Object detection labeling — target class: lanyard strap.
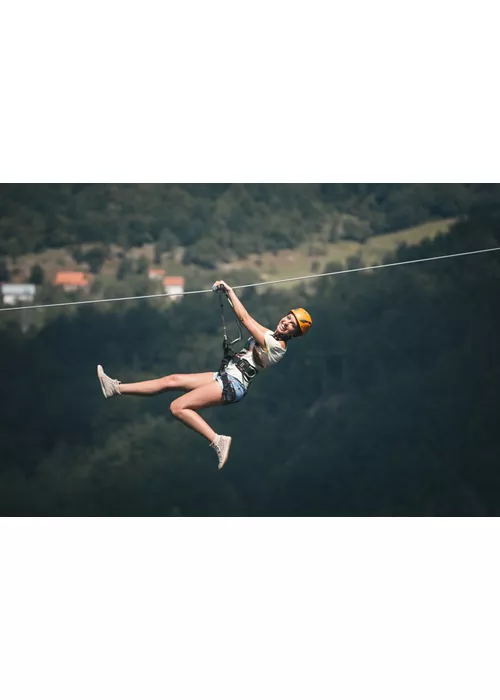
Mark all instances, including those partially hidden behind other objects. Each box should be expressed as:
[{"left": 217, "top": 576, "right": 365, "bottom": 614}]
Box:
[{"left": 215, "top": 286, "right": 244, "bottom": 353}]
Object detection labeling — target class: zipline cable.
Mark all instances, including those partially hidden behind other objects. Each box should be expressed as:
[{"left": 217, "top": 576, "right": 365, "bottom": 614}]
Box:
[{"left": 1, "top": 245, "right": 500, "bottom": 313}]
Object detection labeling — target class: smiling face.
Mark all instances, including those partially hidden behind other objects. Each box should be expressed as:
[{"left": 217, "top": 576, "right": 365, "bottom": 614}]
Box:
[{"left": 276, "top": 312, "right": 298, "bottom": 336}]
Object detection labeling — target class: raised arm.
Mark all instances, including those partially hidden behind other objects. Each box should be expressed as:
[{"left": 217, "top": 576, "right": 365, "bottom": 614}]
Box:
[{"left": 214, "top": 280, "right": 270, "bottom": 347}]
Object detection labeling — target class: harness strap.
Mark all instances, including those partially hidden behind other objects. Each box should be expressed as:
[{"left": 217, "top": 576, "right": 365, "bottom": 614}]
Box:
[
  {"left": 219, "top": 369, "right": 237, "bottom": 405},
  {"left": 214, "top": 285, "right": 258, "bottom": 392},
  {"left": 216, "top": 285, "right": 243, "bottom": 352},
  {"left": 215, "top": 284, "right": 244, "bottom": 371}
]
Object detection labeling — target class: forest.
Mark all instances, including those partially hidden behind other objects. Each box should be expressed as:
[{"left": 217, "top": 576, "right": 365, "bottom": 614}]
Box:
[
  {"left": 1, "top": 184, "right": 499, "bottom": 268},
  {"left": 0, "top": 187, "right": 499, "bottom": 516}
]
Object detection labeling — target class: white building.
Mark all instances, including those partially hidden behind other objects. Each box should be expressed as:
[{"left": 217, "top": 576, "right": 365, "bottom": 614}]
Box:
[
  {"left": 163, "top": 276, "right": 185, "bottom": 301},
  {"left": 2, "top": 283, "right": 36, "bottom": 306}
]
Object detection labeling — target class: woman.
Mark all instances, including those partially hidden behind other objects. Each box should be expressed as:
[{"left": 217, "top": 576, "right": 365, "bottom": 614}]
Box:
[{"left": 97, "top": 280, "right": 312, "bottom": 470}]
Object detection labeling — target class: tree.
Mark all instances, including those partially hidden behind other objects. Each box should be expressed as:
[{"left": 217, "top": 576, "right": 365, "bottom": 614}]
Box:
[
  {"left": 154, "top": 228, "right": 179, "bottom": 263},
  {"left": 29, "top": 264, "right": 45, "bottom": 285},
  {"left": 136, "top": 255, "right": 149, "bottom": 275},
  {"left": 182, "top": 239, "right": 221, "bottom": 269},
  {"left": 0, "top": 258, "right": 10, "bottom": 282},
  {"left": 342, "top": 215, "right": 372, "bottom": 242},
  {"left": 116, "top": 257, "right": 134, "bottom": 280},
  {"left": 83, "top": 245, "right": 109, "bottom": 274},
  {"left": 267, "top": 229, "right": 293, "bottom": 251}
]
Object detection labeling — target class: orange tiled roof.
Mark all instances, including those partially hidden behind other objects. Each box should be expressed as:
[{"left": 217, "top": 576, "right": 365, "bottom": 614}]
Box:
[
  {"left": 149, "top": 268, "right": 165, "bottom": 274},
  {"left": 54, "top": 271, "right": 88, "bottom": 286},
  {"left": 163, "top": 276, "right": 185, "bottom": 285}
]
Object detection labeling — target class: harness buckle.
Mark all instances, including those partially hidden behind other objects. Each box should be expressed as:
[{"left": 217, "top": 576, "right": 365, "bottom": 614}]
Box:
[{"left": 234, "top": 357, "right": 258, "bottom": 381}]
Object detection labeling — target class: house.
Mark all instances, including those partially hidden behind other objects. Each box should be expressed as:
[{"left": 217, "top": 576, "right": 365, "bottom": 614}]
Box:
[
  {"left": 148, "top": 267, "right": 165, "bottom": 281},
  {"left": 163, "top": 276, "right": 185, "bottom": 301},
  {"left": 54, "top": 271, "right": 89, "bottom": 292},
  {"left": 1, "top": 283, "right": 36, "bottom": 306}
]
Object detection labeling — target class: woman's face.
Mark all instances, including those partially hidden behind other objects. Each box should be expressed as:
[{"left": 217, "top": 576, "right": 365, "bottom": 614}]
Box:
[{"left": 276, "top": 313, "right": 298, "bottom": 335}]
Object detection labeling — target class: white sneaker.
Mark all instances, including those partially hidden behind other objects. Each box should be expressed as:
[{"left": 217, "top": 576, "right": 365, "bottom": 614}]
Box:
[
  {"left": 210, "top": 434, "right": 232, "bottom": 470},
  {"left": 97, "top": 364, "right": 121, "bottom": 398}
]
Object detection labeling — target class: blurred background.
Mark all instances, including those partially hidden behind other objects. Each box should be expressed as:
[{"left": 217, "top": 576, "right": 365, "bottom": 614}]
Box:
[{"left": 1, "top": 183, "right": 499, "bottom": 516}]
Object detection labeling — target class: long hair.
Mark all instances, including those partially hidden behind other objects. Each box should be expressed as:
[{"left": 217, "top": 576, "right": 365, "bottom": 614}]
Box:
[{"left": 272, "top": 328, "right": 301, "bottom": 342}]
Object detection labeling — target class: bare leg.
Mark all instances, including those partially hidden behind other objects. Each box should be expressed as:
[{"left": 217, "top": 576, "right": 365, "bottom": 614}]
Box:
[
  {"left": 170, "top": 381, "right": 224, "bottom": 442},
  {"left": 119, "top": 372, "right": 215, "bottom": 396}
]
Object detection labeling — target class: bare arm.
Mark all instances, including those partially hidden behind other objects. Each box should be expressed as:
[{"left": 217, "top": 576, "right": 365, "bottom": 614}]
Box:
[{"left": 214, "top": 280, "right": 270, "bottom": 347}]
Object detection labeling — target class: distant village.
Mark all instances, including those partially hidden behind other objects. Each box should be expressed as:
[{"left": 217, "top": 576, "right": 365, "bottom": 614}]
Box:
[{"left": 1, "top": 267, "right": 185, "bottom": 308}]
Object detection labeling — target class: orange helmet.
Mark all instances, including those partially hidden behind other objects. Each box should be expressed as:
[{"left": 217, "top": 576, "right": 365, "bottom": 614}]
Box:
[{"left": 290, "top": 307, "right": 312, "bottom": 336}]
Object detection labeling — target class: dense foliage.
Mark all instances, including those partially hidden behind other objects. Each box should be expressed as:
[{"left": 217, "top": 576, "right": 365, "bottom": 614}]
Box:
[
  {"left": 1, "top": 184, "right": 499, "bottom": 268},
  {"left": 1, "top": 204, "right": 499, "bottom": 515}
]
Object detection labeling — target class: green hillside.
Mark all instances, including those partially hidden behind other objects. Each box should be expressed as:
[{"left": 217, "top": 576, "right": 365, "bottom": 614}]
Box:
[
  {"left": 1, "top": 184, "right": 496, "bottom": 266},
  {"left": 1, "top": 205, "right": 500, "bottom": 516}
]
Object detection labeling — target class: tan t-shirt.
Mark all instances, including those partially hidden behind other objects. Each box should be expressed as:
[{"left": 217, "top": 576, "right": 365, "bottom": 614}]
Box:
[{"left": 225, "top": 331, "right": 287, "bottom": 389}]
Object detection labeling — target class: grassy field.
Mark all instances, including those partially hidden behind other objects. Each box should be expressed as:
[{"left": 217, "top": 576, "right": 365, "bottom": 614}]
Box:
[
  {"left": 361, "top": 219, "right": 457, "bottom": 262},
  {"left": 9, "top": 218, "right": 457, "bottom": 297},
  {"left": 218, "top": 217, "right": 457, "bottom": 290}
]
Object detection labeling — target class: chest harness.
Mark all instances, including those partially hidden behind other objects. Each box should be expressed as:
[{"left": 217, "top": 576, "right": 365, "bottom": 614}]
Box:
[{"left": 214, "top": 285, "right": 259, "bottom": 404}]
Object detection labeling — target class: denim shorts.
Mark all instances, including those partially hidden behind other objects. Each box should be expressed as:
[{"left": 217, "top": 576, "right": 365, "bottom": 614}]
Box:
[{"left": 213, "top": 372, "right": 247, "bottom": 403}]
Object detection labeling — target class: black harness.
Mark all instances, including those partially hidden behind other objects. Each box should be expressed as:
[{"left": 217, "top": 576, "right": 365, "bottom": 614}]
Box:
[{"left": 214, "top": 285, "right": 258, "bottom": 404}]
